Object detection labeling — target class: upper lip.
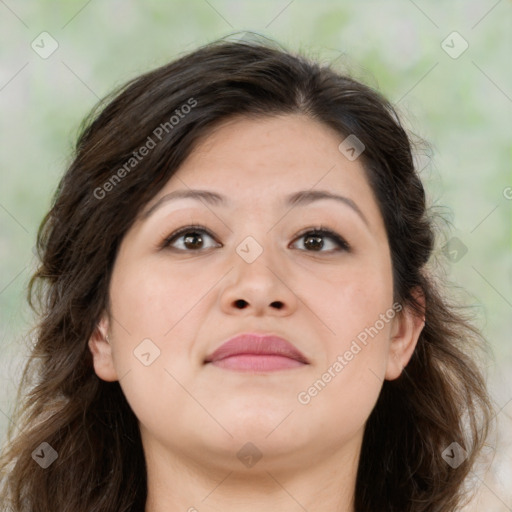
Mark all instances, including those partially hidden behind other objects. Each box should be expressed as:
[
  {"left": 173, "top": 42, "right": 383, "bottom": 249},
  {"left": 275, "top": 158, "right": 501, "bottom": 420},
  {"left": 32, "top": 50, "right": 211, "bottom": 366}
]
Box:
[{"left": 205, "top": 332, "right": 309, "bottom": 364}]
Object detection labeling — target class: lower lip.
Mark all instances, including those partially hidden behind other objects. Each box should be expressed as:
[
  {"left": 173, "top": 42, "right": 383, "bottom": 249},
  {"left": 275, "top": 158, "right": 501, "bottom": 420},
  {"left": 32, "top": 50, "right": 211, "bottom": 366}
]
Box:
[{"left": 209, "top": 354, "right": 306, "bottom": 371}]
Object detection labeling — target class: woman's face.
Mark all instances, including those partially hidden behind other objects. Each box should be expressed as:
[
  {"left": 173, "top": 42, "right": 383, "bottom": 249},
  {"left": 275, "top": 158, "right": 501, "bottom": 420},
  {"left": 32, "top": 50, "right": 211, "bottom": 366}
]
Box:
[{"left": 90, "top": 114, "right": 423, "bottom": 474}]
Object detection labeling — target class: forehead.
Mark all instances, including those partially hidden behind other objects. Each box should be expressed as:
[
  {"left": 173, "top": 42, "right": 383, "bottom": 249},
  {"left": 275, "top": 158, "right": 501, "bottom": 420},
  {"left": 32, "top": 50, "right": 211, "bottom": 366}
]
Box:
[{"left": 167, "top": 114, "right": 374, "bottom": 203}]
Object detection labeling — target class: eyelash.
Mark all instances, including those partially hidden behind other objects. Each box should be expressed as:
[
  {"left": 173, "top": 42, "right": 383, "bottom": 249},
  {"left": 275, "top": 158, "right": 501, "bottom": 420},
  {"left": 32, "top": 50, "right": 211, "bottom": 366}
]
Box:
[{"left": 160, "top": 224, "right": 350, "bottom": 253}]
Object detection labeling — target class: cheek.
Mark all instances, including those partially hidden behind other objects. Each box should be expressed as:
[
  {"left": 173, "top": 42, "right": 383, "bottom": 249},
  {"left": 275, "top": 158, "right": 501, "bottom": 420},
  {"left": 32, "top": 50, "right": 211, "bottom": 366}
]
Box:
[
  {"left": 107, "top": 259, "right": 219, "bottom": 397},
  {"left": 296, "top": 296, "right": 394, "bottom": 441},
  {"left": 305, "top": 257, "right": 394, "bottom": 341},
  {"left": 303, "top": 259, "right": 394, "bottom": 395},
  {"left": 109, "top": 259, "right": 216, "bottom": 336}
]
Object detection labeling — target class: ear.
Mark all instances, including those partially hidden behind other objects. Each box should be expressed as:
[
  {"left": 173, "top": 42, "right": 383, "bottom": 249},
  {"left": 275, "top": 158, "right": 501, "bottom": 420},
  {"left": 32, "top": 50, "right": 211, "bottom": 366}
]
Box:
[
  {"left": 88, "top": 313, "right": 119, "bottom": 382},
  {"left": 385, "top": 288, "right": 426, "bottom": 381}
]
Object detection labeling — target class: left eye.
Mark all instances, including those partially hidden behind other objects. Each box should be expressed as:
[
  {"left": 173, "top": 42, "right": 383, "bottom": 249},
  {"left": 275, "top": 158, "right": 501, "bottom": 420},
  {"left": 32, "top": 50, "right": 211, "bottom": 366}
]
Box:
[{"left": 291, "top": 228, "right": 350, "bottom": 253}]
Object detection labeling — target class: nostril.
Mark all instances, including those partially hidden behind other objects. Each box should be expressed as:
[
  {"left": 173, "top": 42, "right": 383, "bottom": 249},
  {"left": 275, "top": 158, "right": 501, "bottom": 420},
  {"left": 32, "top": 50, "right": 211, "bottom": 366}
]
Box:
[
  {"left": 234, "top": 299, "right": 248, "bottom": 309},
  {"left": 232, "top": 299, "right": 284, "bottom": 309}
]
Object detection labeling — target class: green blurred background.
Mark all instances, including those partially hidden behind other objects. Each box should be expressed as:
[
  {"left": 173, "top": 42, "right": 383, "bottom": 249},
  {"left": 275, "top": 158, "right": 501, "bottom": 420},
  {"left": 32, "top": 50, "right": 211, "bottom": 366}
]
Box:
[{"left": 1, "top": 1, "right": 511, "bottom": 509}]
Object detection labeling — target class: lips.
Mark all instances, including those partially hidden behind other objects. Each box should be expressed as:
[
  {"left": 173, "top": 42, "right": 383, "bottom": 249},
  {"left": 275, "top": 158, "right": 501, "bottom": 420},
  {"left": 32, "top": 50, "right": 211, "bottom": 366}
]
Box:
[{"left": 204, "top": 332, "right": 309, "bottom": 371}]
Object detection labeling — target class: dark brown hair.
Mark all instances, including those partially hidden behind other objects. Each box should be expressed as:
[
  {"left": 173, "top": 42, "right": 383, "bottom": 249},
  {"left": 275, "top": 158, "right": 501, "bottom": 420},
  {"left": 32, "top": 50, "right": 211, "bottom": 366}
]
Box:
[{"left": 0, "top": 33, "right": 494, "bottom": 511}]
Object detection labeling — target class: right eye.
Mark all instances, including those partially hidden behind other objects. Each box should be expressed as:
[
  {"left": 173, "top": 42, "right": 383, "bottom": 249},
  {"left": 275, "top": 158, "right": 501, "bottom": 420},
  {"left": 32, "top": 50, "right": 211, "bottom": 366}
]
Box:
[{"left": 160, "top": 224, "right": 221, "bottom": 251}]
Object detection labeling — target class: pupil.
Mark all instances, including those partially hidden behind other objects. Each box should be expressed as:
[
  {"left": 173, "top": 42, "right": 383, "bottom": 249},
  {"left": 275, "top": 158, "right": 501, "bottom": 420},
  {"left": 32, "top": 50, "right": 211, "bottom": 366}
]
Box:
[
  {"left": 185, "top": 233, "right": 202, "bottom": 249},
  {"left": 305, "top": 235, "right": 323, "bottom": 250}
]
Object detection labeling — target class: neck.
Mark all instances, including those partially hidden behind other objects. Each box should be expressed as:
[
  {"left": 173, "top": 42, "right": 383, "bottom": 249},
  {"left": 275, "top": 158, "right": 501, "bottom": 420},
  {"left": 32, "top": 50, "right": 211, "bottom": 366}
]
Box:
[{"left": 143, "top": 434, "right": 360, "bottom": 512}]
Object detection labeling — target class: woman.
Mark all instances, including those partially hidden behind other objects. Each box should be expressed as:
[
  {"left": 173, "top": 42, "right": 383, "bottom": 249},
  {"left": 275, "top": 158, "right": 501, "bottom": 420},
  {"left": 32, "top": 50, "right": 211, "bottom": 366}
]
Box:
[{"left": 0, "top": 34, "right": 494, "bottom": 511}]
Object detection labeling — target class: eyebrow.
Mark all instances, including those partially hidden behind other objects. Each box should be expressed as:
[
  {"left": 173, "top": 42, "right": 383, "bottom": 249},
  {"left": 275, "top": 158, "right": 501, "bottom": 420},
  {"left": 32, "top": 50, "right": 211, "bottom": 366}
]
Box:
[{"left": 140, "top": 188, "right": 369, "bottom": 226}]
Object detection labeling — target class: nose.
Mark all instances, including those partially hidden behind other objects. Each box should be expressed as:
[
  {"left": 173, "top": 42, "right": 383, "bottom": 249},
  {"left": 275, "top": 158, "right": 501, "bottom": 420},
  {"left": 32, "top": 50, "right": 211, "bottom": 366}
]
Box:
[{"left": 219, "top": 241, "right": 298, "bottom": 317}]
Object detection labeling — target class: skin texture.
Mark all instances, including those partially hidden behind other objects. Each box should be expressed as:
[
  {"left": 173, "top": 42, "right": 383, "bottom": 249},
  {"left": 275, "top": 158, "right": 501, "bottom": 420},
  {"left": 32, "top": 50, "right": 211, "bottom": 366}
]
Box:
[{"left": 89, "top": 114, "right": 425, "bottom": 512}]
